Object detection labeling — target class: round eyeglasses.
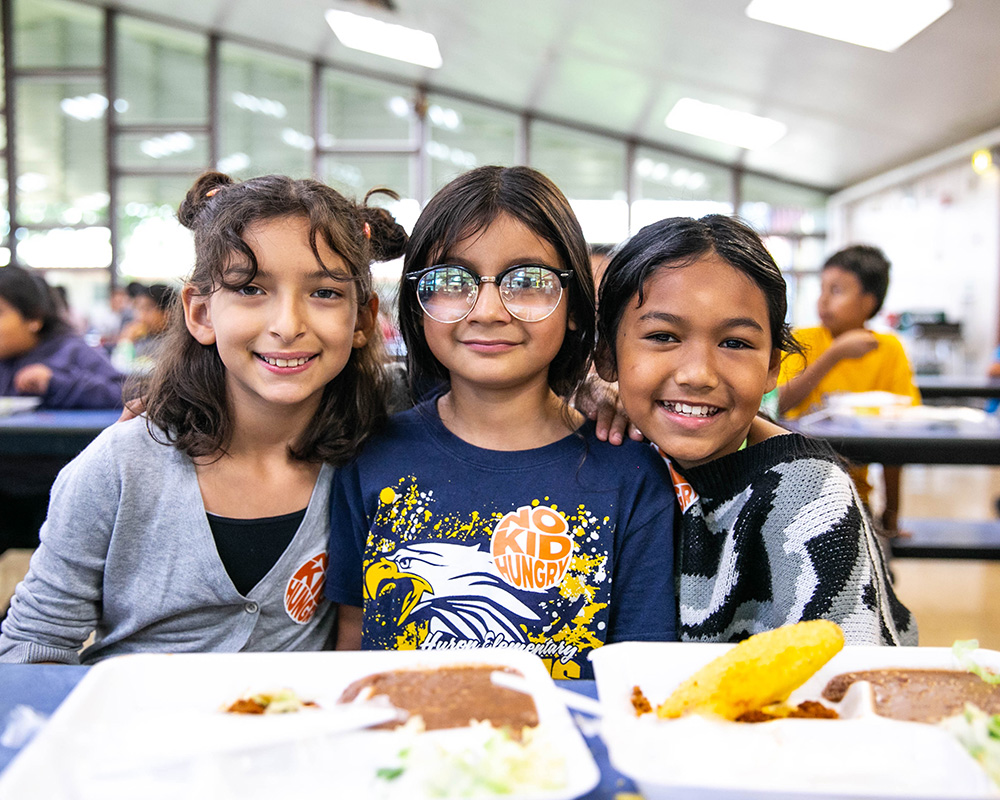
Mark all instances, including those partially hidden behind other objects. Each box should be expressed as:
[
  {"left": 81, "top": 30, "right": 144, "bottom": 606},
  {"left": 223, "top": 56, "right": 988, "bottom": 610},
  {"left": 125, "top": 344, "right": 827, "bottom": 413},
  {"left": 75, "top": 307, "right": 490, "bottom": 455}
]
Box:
[{"left": 407, "top": 264, "right": 574, "bottom": 324}]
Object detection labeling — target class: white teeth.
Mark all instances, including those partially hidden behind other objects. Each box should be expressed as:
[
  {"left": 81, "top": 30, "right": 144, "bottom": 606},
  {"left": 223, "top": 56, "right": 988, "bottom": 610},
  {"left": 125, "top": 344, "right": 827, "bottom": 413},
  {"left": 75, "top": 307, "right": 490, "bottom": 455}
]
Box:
[
  {"left": 666, "top": 402, "right": 718, "bottom": 418},
  {"left": 261, "top": 355, "right": 310, "bottom": 367}
]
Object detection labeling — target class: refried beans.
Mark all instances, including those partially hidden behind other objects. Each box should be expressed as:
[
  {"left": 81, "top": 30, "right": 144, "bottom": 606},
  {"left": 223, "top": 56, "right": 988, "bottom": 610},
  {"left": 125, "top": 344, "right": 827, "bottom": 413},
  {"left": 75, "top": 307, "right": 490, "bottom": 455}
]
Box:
[
  {"left": 822, "top": 669, "right": 1000, "bottom": 723},
  {"left": 338, "top": 664, "right": 539, "bottom": 731}
]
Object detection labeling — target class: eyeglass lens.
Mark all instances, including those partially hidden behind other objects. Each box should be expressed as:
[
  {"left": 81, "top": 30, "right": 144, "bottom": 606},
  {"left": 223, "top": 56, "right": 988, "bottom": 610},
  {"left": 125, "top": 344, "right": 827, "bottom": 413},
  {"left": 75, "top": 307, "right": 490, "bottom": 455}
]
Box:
[{"left": 415, "top": 266, "right": 563, "bottom": 323}]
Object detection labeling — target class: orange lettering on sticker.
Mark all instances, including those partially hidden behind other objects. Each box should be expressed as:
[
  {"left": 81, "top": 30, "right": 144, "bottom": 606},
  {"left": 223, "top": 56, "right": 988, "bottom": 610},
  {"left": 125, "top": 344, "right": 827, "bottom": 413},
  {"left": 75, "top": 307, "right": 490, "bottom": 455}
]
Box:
[
  {"left": 491, "top": 505, "right": 574, "bottom": 591},
  {"left": 284, "top": 552, "right": 328, "bottom": 624}
]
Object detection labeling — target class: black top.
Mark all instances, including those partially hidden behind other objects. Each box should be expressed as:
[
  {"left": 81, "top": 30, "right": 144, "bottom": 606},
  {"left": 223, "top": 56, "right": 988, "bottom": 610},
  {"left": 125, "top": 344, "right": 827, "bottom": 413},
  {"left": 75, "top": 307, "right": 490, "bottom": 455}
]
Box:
[{"left": 208, "top": 508, "right": 306, "bottom": 596}]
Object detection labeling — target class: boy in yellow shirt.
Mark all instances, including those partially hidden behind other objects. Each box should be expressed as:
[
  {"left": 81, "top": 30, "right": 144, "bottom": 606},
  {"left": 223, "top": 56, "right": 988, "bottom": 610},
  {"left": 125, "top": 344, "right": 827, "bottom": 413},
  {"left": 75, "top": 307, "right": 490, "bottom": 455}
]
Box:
[{"left": 778, "top": 245, "right": 920, "bottom": 536}]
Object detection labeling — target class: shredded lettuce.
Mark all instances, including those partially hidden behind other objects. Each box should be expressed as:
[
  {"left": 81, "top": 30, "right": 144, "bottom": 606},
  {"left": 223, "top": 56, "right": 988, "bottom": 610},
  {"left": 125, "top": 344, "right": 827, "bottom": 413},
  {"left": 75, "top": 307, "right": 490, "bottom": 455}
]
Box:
[
  {"left": 952, "top": 640, "right": 1000, "bottom": 685},
  {"left": 942, "top": 704, "right": 1000, "bottom": 789},
  {"left": 374, "top": 720, "right": 567, "bottom": 798}
]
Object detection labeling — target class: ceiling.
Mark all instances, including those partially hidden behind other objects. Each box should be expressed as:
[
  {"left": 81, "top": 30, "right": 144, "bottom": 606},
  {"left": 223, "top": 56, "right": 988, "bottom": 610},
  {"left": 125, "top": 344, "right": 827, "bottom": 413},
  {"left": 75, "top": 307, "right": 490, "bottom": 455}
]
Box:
[{"left": 97, "top": 0, "right": 1000, "bottom": 192}]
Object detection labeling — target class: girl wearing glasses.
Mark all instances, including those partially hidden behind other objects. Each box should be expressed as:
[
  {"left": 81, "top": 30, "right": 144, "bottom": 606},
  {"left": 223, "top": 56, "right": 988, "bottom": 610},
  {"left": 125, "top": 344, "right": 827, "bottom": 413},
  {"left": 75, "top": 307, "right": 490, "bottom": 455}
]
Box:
[{"left": 325, "top": 166, "right": 677, "bottom": 678}]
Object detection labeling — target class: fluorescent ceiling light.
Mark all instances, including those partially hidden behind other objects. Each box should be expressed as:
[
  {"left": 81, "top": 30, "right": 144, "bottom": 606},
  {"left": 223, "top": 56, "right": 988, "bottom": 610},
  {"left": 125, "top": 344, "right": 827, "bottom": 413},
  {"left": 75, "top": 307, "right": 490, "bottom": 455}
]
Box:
[
  {"left": 665, "top": 98, "right": 787, "bottom": 150},
  {"left": 745, "top": 0, "right": 952, "bottom": 52},
  {"left": 325, "top": 9, "right": 442, "bottom": 69}
]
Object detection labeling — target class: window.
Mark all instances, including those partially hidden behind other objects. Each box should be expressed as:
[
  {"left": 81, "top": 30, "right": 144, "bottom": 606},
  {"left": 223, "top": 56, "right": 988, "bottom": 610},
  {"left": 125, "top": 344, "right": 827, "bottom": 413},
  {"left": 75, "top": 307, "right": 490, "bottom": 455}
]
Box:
[
  {"left": 117, "top": 175, "right": 195, "bottom": 283},
  {"left": 530, "top": 124, "right": 628, "bottom": 245},
  {"left": 219, "top": 44, "right": 311, "bottom": 178},
  {"left": 631, "top": 148, "right": 734, "bottom": 232},
  {"left": 741, "top": 174, "right": 830, "bottom": 327},
  {"left": 116, "top": 18, "right": 208, "bottom": 126},
  {"left": 15, "top": 78, "right": 107, "bottom": 247},
  {"left": 426, "top": 96, "right": 517, "bottom": 193},
  {"left": 15, "top": 0, "right": 101, "bottom": 69},
  {"left": 322, "top": 73, "right": 414, "bottom": 144}
]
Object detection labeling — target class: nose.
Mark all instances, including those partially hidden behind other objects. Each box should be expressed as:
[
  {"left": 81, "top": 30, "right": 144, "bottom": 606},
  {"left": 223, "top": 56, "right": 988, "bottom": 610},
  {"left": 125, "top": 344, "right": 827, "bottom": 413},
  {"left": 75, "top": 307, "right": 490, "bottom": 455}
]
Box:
[
  {"left": 672, "top": 342, "right": 719, "bottom": 391},
  {"left": 464, "top": 277, "right": 512, "bottom": 323},
  {"left": 269, "top": 293, "right": 307, "bottom": 342}
]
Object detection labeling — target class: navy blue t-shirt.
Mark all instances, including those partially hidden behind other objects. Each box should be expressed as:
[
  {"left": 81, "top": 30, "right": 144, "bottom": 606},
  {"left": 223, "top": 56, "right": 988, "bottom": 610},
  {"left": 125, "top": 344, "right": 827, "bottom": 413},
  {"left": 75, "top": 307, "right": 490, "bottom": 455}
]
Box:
[{"left": 325, "top": 393, "right": 677, "bottom": 679}]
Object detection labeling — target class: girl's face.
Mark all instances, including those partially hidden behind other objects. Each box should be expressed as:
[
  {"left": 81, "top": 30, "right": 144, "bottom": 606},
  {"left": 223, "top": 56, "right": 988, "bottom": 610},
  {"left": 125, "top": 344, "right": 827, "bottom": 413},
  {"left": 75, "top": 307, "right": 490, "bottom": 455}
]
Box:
[
  {"left": 0, "top": 297, "right": 41, "bottom": 360},
  {"left": 611, "top": 252, "right": 780, "bottom": 469},
  {"left": 183, "top": 215, "right": 375, "bottom": 419},
  {"left": 420, "top": 213, "right": 573, "bottom": 395}
]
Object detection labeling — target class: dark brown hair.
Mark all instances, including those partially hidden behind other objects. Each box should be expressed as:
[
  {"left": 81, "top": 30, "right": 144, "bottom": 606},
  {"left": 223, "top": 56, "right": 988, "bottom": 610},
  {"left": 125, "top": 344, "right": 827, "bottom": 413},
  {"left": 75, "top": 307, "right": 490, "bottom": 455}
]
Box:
[
  {"left": 598, "top": 214, "right": 802, "bottom": 373},
  {"left": 399, "top": 165, "right": 595, "bottom": 399},
  {"left": 141, "top": 171, "right": 407, "bottom": 464},
  {"left": 0, "top": 265, "right": 70, "bottom": 341},
  {"left": 823, "top": 244, "right": 891, "bottom": 318}
]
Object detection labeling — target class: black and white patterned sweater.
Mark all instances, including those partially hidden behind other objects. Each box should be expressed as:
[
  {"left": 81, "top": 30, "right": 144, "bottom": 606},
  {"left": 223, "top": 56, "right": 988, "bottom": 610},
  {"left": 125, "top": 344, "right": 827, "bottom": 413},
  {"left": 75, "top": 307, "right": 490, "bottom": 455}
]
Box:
[{"left": 665, "top": 432, "right": 917, "bottom": 645}]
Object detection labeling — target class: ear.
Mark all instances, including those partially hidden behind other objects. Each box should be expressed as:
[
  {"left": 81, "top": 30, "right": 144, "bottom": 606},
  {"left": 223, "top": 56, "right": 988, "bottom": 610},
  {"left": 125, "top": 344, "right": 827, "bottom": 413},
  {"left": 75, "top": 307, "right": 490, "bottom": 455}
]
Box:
[
  {"left": 182, "top": 285, "right": 216, "bottom": 345},
  {"left": 861, "top": 292, "right": 879, "bottom": 320},
  {"left": 594, "top": 337, "right": 618, "bottom": 382},
  {"left": 26, "top": 319, "right": 43, "bottom": 334},
  {"left": 353, "top": 294, "right": 379, "bottom": 349},
  {"left": 567, "top": 313, "right": 578, "bottom": 332},
  {"left": 764, "top": 348, "right": 782, "bottom": 394}
]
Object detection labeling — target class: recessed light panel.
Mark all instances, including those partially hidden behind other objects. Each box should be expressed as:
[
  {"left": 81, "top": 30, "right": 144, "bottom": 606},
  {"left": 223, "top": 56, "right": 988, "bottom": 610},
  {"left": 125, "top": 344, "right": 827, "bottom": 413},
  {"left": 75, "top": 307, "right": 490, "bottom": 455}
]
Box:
[
  {"left": 745, "top": 0, "right": 953, "bottom": 52},
  {"left": 665, "top": 98, "right": 787, "bottom": 151},
  {"left": 325, "top": 9, "right": 442, "bottom": 69}
]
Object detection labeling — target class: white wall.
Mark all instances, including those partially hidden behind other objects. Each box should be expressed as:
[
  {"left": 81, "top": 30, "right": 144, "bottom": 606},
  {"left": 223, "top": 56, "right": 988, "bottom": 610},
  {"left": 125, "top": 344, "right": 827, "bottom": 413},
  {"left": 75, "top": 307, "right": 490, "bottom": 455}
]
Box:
[{"left": 829, "top": 146, "right": 1000, "bottom": 374}]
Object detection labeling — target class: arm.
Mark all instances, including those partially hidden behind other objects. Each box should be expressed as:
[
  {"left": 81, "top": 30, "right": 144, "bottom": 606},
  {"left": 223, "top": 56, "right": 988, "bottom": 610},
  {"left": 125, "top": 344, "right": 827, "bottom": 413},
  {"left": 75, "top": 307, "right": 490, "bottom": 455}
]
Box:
[
  {"left": 0, "top": 439, "right": 117, "bottom": 663},
  {"left": 323, "top": 463, "right": 369, "bottom": 643},
  {"left": 606, "top": 451, "right": 677, "bottom": 643},
  {"left": 772, "top": 458, "right": 915, "bottom": 645},
  {"left": 334, "top": 604, "right": 363, "bottom": 650},
  {"left": 778, "top": 329, "right": 878, "bottom": 414},
  {"left": 32, "top": 340, "right": 124, "bottom": 409}
]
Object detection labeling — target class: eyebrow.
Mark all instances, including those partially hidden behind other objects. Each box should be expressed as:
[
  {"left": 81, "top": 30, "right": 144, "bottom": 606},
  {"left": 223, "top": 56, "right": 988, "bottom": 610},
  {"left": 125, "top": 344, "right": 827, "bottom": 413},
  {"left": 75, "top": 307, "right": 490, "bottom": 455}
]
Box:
[
  {"left": 236, "top": 266, "right": 351, "bottom": 281},
  {"left": 637, "top": 310, "right": 766, "bottom": 333}
]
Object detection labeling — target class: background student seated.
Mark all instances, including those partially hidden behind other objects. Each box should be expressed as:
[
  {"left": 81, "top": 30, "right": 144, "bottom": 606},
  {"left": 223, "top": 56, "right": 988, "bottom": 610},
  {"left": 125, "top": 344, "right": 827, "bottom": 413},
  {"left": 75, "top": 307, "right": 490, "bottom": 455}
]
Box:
[{"left": 777, "top": 244, "right": 920, "bottom": 537}]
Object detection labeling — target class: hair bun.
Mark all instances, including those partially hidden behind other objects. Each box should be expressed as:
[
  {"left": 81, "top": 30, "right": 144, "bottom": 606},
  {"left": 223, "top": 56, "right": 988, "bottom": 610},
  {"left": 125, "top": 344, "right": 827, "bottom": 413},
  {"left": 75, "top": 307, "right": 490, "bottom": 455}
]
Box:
[
  {"left": 177, "top": 171, "right": 236, "bottom": 229},
  {"left": 360, "top": 189, "right": 408, "bottom": 261}
]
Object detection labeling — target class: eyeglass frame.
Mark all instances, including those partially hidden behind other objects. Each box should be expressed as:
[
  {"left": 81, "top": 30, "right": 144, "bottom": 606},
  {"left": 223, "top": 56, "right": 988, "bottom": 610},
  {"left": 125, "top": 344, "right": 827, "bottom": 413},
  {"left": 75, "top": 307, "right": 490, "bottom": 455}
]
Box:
[{"left": 405, "top": 263, "right": 575, "bottom": 323}]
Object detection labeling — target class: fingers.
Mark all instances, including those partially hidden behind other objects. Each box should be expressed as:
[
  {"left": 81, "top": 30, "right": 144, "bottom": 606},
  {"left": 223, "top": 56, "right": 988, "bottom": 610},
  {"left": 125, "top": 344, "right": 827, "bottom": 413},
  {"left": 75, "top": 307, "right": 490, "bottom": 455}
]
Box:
[{"left": 117, "top": 397, "right": 147, "bottom": 422}]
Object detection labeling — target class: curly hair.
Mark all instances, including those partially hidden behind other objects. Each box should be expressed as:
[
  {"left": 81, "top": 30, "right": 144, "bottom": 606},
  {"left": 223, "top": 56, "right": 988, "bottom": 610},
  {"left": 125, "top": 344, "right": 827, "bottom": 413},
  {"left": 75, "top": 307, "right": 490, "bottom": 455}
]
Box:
[{"left": 140, "top": 171, "right": 408, "bottom": 465}]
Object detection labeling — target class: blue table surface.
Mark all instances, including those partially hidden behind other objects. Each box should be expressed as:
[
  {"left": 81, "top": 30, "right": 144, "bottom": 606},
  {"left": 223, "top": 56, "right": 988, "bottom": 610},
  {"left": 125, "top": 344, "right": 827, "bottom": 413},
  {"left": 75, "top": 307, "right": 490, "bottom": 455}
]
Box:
[
  {"left": 0, "top": 664, "right": 636, "bottom": 798},
  {"left": 0, "top": 409, "right": 122, "bottom": 431}
]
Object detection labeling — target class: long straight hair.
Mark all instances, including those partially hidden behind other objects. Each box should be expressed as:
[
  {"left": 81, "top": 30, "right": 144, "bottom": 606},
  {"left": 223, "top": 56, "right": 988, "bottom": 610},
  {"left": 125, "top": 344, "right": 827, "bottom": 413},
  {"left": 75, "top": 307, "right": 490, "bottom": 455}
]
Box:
[{"left": 399, "top": 165, "right": 595, "bottom": 400}]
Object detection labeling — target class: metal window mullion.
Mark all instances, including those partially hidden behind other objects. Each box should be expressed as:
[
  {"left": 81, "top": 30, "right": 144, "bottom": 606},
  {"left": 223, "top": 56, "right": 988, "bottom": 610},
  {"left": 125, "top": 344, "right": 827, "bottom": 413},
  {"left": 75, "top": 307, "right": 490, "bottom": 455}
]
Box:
[
  {"left": 208, "top": 34, "right": 219, "bottom": 169},
  {"left": 3, "top": 0, "right": 15, "bottom": 265},
  {"left": 311, "top": 60, "right": 322, "bottom": 179},
  {"left": 105, "top": 6, "right": 117, "bottom": 285}
]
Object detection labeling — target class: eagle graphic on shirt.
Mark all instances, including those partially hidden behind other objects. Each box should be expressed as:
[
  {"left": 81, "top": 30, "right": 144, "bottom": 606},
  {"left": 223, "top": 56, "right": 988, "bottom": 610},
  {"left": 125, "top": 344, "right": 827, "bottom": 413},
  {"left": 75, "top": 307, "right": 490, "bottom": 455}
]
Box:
[{"left": 362, "top": 477, "right": 612, "bottom": 678}]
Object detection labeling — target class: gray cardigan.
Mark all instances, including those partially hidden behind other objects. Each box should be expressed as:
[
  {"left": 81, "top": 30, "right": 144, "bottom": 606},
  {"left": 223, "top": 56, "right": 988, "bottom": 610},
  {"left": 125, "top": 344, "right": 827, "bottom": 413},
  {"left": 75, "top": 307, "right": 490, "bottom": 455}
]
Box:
[{"left": 0, "top": 417, "right": 336, "bottom": 664}]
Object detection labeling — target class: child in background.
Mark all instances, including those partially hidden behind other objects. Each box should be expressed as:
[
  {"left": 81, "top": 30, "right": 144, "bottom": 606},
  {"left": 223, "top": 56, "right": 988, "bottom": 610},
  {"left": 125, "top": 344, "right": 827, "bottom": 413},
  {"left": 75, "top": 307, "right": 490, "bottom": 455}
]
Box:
[
  {"left": 596, "top": 216, "right": 916, "bottom": 645},
  {"left": 0, "top": 171, "right": 406, "bottom": 664},
  {"left": 119, "top": 282, "right": 177, "bottom": 360},
  {"left": 777, "top": 245, "right": 920, "bottom": 536},
  {"left": 0, "top": 265, "right": 124, "bottom": 409},
  {"left": 325, "top": 166, "right": 676, "bottom": 679}
]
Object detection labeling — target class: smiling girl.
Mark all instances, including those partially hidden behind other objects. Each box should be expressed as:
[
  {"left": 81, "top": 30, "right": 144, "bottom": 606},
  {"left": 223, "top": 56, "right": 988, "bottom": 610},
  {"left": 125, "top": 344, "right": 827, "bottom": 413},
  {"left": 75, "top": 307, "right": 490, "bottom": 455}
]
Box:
[
  {"left": 597, "top": 215, "right": 916, "bottom": 646},
  {"left": 0, "top": 172, "right": 406, "bottom": 663},
  {"left": 325, "top": 166, "right": 676, "bottom": 678}
]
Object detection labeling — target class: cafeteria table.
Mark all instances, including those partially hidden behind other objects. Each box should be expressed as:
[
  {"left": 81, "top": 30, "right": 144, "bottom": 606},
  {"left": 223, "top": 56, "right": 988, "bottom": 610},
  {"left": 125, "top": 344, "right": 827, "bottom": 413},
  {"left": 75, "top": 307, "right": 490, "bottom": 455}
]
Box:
[
  {"left": 0, "top": 409, "right": 122, "bottom": 457},
  {"left": 788, "top": 413, "right": 1000, "bottom": 560},
  {"left": 916, "top": 375, "right": 1000, "bottom": 401},
  {"left": 0, "top": 664, "right": 634, "bottom": 799},
  {"left": 786, "top": 414, "right": 1000, "bottom": 467}
]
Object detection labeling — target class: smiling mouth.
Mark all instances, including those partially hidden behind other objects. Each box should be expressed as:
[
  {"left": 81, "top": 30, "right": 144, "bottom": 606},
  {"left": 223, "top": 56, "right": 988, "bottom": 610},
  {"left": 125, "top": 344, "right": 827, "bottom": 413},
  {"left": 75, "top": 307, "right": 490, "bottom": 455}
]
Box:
[
  {"left": 256, "top": 354, "right": 316, "bottom": 367},
  {"left": 659, "top": 401, "right": 721, "bottom": 418}
]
